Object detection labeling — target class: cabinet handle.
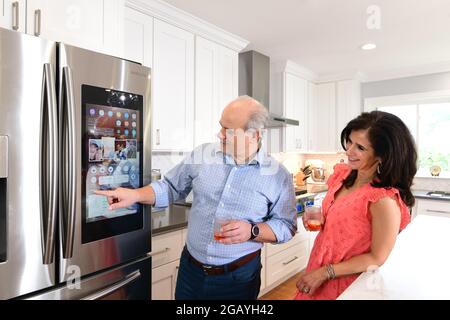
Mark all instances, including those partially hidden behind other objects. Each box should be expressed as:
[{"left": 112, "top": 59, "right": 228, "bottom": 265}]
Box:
[
  {"left": 34, "top": 9, "right": 41, "bottom": 36},
  {"left": 156, "top": 129, "right": 160, "bottom": 146},
  {"left": 426, "top": 209, "right": 450, "bottom": 214},
  {"left": 283, "top": 256, "right": 299, "bottom": 266},
  {"left": 148, "top": 247, "right": 170, "bottom": 257},
  {"left": 12, "top": 2, "right": 19, "bottom": 31}
]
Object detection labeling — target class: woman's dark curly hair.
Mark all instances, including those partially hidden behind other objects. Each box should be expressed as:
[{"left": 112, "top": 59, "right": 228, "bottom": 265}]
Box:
[{"left": 340, "top": 111, "right": 417, "bottom": 207}]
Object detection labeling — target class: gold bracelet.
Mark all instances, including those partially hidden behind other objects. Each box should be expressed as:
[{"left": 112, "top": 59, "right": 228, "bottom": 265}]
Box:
[{"left": 326, "top": 264, "right": 336, "bottom": 280}]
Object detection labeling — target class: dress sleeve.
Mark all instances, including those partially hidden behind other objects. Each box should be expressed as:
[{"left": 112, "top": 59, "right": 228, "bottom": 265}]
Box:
[
  {"left": 327, "top": 163, "right": 351, "bottom": 188},
  {"left": 366, "top": 187, "right": 411, "bottom": 231}
]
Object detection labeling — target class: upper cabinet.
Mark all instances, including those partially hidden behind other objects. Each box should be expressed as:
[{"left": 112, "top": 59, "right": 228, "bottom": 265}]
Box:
[
  {"left": 308, "top": 80, "right": 361, "bottom": 152},
  {"left": 284, "top": 73, "right": 308, "bottom": 152},
  {"left": 335, "top": 79, "right": 361, "bottom": 150},
  {"left": 152, "top": 19, "right": 195, "bottom": 152},
  {"left": 22, "top": 0, "right": 123, "bottom": 55},
  {"left": 309, "top": 82, "right": 337, "bottom": 152},
  {"left": 194, "top": 36, "right": 238, "bottom": 147},
  {"left": 0, "top": 0, "right": 27, "bottom": 33},
  {"left": 123, "top": 6, "right": 153, "bottom": 67}
]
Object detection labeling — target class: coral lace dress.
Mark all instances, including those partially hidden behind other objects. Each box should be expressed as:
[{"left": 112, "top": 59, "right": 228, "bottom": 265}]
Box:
[{"left": 294, "top": 164, "right": 411, "bottom": 300}]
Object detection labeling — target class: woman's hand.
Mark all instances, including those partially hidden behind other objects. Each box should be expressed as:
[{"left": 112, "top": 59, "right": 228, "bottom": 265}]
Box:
[{"left": 296, "top": 266, "right": 328, "bottom": 295}]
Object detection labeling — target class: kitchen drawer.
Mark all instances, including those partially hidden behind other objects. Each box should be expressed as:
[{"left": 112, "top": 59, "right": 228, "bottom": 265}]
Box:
[
  {"left": 266, "top": 239, "right": 308, "bottom": 287},
  {"left": 151, "top": 230, "right": 184, "bottom": 268},
  {"left": 416, "top": 199, "right": 450, "bottom": 218},
  {"left": 266, "top": 219, "right": 309, "bottom": 257}
]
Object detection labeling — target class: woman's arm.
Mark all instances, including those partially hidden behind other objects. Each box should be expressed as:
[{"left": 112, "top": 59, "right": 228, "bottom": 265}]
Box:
[{"left": 332, "top": 196, "right": 402, "bottom": 277}]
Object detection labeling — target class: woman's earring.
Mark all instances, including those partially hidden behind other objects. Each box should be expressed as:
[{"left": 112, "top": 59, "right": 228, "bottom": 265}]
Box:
[{"left": 377, "top": 162, "right": 382, "bottom": 175}]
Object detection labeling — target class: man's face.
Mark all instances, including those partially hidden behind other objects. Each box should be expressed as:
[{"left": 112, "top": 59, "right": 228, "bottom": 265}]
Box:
[{"left": 218, "top": 107, "right": 259, "bottom": 160}]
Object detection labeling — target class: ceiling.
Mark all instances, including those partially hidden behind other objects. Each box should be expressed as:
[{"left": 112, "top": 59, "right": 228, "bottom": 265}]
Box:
[{"left": 162, "top": 0, "right": 450, "bottom": 81}]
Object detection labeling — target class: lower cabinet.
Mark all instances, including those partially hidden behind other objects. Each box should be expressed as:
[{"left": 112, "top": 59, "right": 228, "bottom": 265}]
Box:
[
  {"left": 151, "top": 229, "right": 184, "bottom": 300},
  {"left": 415, "top": 198, "right": 450, "bottom": 219},
  {"left": 151, "top": 259, "right": 180, "bottom": 300}
]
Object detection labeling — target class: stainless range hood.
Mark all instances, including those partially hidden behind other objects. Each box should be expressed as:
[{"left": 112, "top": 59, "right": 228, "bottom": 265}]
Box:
[{"left": 239, "top": 50, "right": 299, "bottom": 128}]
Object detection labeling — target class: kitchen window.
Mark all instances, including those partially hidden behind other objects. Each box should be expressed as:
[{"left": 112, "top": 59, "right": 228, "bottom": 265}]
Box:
[{"left": 365, "top": 92, "right": 450, "bottom": 178}]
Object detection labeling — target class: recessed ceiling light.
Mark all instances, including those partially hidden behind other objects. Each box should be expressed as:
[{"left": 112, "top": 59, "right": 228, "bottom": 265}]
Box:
[{"left": 361, "top": 43, "right": 376, "bottom": 50}]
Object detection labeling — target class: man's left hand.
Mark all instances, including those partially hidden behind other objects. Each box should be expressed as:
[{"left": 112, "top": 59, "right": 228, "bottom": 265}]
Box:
[{"left": 218, "top": 220, "right": 252, "bottom": 244}]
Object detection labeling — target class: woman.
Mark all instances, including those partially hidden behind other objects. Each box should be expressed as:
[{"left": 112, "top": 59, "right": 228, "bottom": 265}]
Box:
[{"left": 295, "top": 111, "right": 417, "bottom": 300}]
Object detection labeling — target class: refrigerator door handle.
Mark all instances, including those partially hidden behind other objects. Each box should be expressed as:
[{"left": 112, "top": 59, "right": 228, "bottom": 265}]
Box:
[
  {"left": 80, "top": 270, "right": 142, "bottom": 300},
  {"left": 40, "top": 63, "right": 58, "bottom": 265},
  {"left": 61, "top": 66, "right": 77, "bottom": 259},
  {"left": 34, "top": 9, "right": 41, "bottom": 36}
]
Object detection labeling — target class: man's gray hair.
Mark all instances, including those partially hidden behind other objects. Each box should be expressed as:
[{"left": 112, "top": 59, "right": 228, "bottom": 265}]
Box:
[{"left": 232, "top": 95, "right": 269, "bottom": 130}]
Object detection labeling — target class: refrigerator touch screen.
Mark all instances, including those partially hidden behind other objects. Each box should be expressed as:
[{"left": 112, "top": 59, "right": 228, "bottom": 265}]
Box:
[{"left": 82, "top": 85, "right": 143, "bottom": 243}]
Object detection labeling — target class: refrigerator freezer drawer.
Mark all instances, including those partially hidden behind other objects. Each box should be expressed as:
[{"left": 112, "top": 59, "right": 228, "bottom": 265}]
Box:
[{"left": 27, "top": 256, "right": 151, "bottom": 300}]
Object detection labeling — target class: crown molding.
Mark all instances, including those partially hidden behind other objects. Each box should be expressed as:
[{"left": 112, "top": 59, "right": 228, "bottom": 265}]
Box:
[
  {"left": 126, "top": 0, "right": 249, "bottom": 52},
  {"left": 271, "top": 60, "right": 318, "bottom": 82},
  {"left": 361, "top": 61, "right": 450, "bottom": 82}
]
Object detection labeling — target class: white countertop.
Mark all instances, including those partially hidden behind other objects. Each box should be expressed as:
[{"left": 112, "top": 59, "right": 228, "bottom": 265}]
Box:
[{"left": 338, "top": 215, "right": 450, "bottom": 300}]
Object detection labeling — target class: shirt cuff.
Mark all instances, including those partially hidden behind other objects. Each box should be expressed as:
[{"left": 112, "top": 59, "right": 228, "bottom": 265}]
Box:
[
  {"left": 265, "top": 219, "right": 296, "bottom": 244},
  {"left": 150, "top": 181, "right": 169, "bottom": 208}
]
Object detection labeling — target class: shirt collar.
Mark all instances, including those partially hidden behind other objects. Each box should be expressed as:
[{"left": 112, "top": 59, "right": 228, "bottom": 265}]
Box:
[{"left": 214, "top": 143, "right": 268, "bottom": 167}]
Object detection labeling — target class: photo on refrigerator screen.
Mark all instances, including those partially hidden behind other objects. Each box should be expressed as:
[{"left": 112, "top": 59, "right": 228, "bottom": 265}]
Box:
[
  {"left": 115, "top": 140, "right": 127, "bottom": 160},
  {"left": 102, "top": 137, "right": 116, "bottom": 160},
  {"left": 89, "top": 139, "right": 104, "bottom": 162},
  {"left": 126, "top": 140, "right": 137, "bottom": 159}
]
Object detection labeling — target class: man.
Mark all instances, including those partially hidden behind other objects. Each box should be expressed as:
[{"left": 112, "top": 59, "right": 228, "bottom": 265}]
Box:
[{"left": 96, "top": 96, "right": 297, "bottom": 300}]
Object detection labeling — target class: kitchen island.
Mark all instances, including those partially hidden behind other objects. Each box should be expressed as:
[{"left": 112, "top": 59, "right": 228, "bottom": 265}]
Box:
[{"left": 338, "top": 214, "right": 450, "bottom": 299}]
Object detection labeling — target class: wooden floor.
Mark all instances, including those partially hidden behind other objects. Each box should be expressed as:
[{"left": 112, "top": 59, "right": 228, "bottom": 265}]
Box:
[{"left": 259, "top": 272, "right": 301, "bottom": 300}]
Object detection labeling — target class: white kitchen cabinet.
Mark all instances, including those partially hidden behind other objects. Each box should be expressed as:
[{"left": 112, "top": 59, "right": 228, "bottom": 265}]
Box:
[
  {"left": 151, "top": 259, "right": 180, "bottom": 300},
  {"left": 0, "top": 0, "right": 27, "bottom": 32},
  {"left": 259, "top": 244, "right": 266, "bottom": 294},
  {"left": 151, "top": 229, "right": 184, "bottom": 300},
  {"left": 123, "top": 6, "right": 153, "bottom": 67},
  {"left": 335, "top": 80, "right": 361, "bottom": 150},
  {"left": 152, "top": 19, "right": 194, "bottom": 151},
  {"left": 415, "top": 199, "right": 450, "bottom": 218},
  {"left": 308, "top": 82, "right": 336, "bottom": 152},
  {"left": 25, "top": 0, "right": 123, "bottom": 55},
  {"left": 194, "top": 36, "right": 238, "bottom": 146},
  {"left": 265, "top": 237, "right": 309, "bottom": 288},
  {"left": 151, "top": 229, "right": 184, "bottom": 268},
  {"left": 284, "top": 73, "right": 308, "bottom": 152}
]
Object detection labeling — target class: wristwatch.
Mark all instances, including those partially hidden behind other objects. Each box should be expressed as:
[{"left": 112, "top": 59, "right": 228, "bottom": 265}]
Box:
[{"left": 249, "top": 223, "right": 259, "bottom": 240}]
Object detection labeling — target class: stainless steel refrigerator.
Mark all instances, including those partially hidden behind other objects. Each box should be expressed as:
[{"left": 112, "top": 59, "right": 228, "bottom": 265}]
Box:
[{"left": 0, "top": 27, "right": 152, "bottom": 300}]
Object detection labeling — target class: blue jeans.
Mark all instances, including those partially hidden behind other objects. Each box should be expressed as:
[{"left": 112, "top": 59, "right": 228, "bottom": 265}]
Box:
[{"left": 175, "top": 247, "right": 261, "bottom": 300}]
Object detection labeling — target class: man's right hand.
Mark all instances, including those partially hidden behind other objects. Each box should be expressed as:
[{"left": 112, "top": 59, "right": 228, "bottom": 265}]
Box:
[{"left": 95, "top": 187, "right": 140, "bottom": 210}]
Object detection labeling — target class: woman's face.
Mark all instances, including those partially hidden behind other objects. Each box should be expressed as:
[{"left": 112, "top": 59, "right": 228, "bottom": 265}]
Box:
[{"left": 345, "top": 129, "right": 381, "bottom": 172}]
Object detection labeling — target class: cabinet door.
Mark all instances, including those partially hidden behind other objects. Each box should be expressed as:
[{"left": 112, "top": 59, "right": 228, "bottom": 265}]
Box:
[
  {"left": 0, "top": 0, "right": 26, "bottom": 32},
  {"left": 194, "top": 37, "right": 238, "bottom": 147},
  {"left": 284, "top": 73, "right": 308, "bottom": 152},
  {"left": 194, "top": 36, "right": 219, "bottom": 146},
  {"left": 26, "top": 0, "right": 122, "bottom": 54},
  {"left": 416, "top": 199, "right": 450, "bottom": 218},
  {"left": 123, "top": 7, "right": 153, "bottom": 67},
  {"left": 309, "top": 82, "right": 336, "bottom": 152},
  {"left": 336, "top": 80, "right": 361, "bottom": 150},
  {"left": 151, "top": 259, "right": 180, "bottom": 300},
  {"left": 217, "top": 45, "right": 238, "bottom": 113},
  {"left": 153, "top": 19, "right": 194, "bottom": 151}
]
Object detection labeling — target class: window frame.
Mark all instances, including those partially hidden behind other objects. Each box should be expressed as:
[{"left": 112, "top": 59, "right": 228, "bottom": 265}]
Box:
[{"left": 364, "top": 90, "right": 450, "bottom": 179}]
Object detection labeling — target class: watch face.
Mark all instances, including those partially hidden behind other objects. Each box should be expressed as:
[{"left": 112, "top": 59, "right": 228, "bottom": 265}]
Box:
[{"left": 252, "top": 224, "right": 260, "bottom": 236}]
